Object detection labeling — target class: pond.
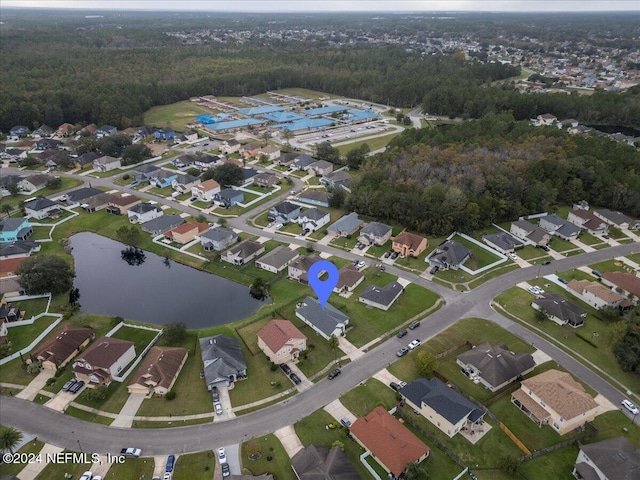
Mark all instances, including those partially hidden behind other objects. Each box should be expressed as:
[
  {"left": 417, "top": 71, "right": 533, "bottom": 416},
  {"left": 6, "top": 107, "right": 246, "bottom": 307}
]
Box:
[{"left": 70, "top": 232, "right": 267, "bottom": 328}]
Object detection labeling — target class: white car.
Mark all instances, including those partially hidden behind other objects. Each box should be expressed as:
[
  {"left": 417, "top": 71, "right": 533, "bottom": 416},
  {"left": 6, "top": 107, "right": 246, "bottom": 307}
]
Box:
[
  {"left": 356, "top": 261, "right": 366, "bottom": 269},
  {"left": 274, "top": 223, "right": 283, "bottom": 230},
  {"left": 528, "top": 286, "right": 543, "bottom": 295},
  {"left": 622, "top": 399, "right": 639, "bottom": 415},
  {"left": 408, "top": 340, "right": 421, "bottom": 350},
  {"left": 79, "top": 472, "right": 93, "bottom": 480},
  {"left": 214, "top": 402, "right": 223, "bottom": 415},
  {"left": 508, "top": 253, "right": 517, "bottom": 260},
  {"left": 217, "top": 447, "right": 227, "bottom": 463},
  {"left": 163, "top": 473, "right": 172, "bottom": 480}
]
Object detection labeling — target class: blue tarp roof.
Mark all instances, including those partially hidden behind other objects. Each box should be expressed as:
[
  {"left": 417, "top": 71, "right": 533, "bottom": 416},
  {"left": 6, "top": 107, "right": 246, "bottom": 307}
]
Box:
[
  {"left": 237, "top": 105, "right": 285, "bottom": 116},
  {"left": 271, "top": 118, "right": 333, "bottom": 132},
  {"left": 304, "top": 105, "right": 347, "bottom": 116},
  {"left": 261, "top": 111, "right": 306, "bottom": 122},
  {"left": 205, "top": 118, "right": 265, "bottom": 131}
]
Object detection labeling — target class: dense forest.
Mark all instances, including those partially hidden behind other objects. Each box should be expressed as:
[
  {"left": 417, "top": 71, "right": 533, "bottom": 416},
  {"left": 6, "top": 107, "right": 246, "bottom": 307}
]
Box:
[{"left": 345, "top": 114, "right": 640, "bottom": 235}]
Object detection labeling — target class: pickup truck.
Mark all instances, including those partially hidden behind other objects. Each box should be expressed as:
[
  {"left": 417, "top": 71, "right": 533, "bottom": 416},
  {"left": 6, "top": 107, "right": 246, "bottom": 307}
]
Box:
[{"left": 121, "top": 448, "right": 142, "bottom": 457}]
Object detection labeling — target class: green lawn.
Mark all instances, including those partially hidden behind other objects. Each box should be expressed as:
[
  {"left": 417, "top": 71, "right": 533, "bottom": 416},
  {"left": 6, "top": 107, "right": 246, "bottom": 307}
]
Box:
[
  {"left": 516, "top": 245, "right": 548, "bottom": 261},
  {"left": 241, "top": 434, "right": 296, "bottom": 480},
  {"left": 0, "top": 177, "right": 83, "bottom": 210},
  {"left": 64, "top": 405, "right": 113, "bottom": 425},
  {"left": 340, "top": 378, "right": 398, "bottom": 417},
  {"left": 0, "top": 439, "right": 45, "bottom": 477},
  {"left": 73, "top": 373, "right": 133, "bottom": 414},
  {"left": 607, "top": 226, "right": 629, "bottom": 240},
  {"left": 336, "top": 132, "right": 401, "bottom": 155},
  {"left": 450, "top": 234, "right": 502, "bottom": 270},
  {"left": 589, "top": 258, "right": 634, "bottom": 274},
  {"left": 330, "top": 235, "right": 359, "bottom": 250},
  {"left": 144, "top": 100, "right": 214, "bottom": 132},
  {"left": 103, "top": 457, "right": 155, "bottom": 479},
  {"left": 579, "top": 232, "right": 605, "bottom": 246},
  {"left": 4, "top": 315, "right": 58, "bottom": 353},
  {"left": 628, "top": 253, "right": 640, "bottom": 264},
  {"left": 0, "top": 358, "right": 39, "bottom": 385},
  {"left": 172, "top": 451, "right": 217, "bottom": 480},
  {"left": 588, "top": 410, "right": 640, "bottom": 447},
  {"left": 549, "top": 237, "right": 581, "bottom": 253},
  {"left": 110, "top": 325, "right": 158, "bottom": 353},
  {"left": 494, "top": 286, "right": 639, "bottom": 395},
  {"left": 518, "top": 444, "right": 579, "bottom": 480},
  {"left": 34, "top": 450, "right": 92, "bottom": 480},
  {"left": 131, "top": 417, "right": 212, "bottom": 428}
]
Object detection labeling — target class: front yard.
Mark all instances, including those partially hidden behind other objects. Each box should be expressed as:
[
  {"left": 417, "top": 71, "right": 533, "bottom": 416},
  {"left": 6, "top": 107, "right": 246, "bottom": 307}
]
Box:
[
  {"left": 241, "top": 434, "right": 295, "bottom": 480},
  {"left": 339, "top": 378, "right": 398, "bottom": 417},
  {"left": 172, "top": 451, "right": 217, "bottom": 480},
  {"left": 103, "top": 457, "right": 155, "bottom": 479}
]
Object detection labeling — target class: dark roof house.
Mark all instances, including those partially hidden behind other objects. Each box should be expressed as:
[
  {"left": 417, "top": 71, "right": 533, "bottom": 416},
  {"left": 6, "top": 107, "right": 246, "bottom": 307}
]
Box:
[
  {"left": 199, "top": 335, "right": 247, "bottom": 389},
  {"left": 291, "top": 445, "right": 361, "bottom": 480},
  {"left": 427, "top": 240, "right": 471, "bottom": 270}
]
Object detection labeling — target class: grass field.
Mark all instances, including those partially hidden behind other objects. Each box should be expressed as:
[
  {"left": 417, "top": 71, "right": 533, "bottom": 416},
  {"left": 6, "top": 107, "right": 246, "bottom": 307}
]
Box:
[
  {"left": 103, "top": 457, "right": 155, "bottom": 480},
  {"left": 4, "top": 315, "right": 58, "bottom": 353},
  {"left": 64, "top": 405, "right": 114, "bottom": 425},
  {"left": 144, "top": 100, "right": 215, "bottom": 132},
  {"left": 172, "top": 451, "right": 217, "bottom": 480},
  {"left": 450, "top": 234, "right": 503, "bottom": 270},
  {"left": 34, "top": 450, "right": 92, "bottom": 480},
  {"left": 0, "top": 439, "right": 45, "bottom": 477},
  {"left": 339, "top": 378, "right": 398, "bottom": 417},
  {"left": 241, "top": 434, "right": 295, "bottom": 480},
  {"left": 335, "top": 132, "right": 401, "bottom": 155}
]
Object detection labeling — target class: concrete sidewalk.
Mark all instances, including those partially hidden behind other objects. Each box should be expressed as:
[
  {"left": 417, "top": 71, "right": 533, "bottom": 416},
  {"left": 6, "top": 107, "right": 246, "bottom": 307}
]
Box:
[
  {"left": 372, "top": 368, "right": 403, "bottom": 389},
  {"left": 273, "top": 425, "right": 304, "bottom": 457},
  {"left": 16, "top": 370, "right": 54, "bottom": 401},
  {"left": 323, "top": 399, "right": 356, "bottom": 425},
  {"left": 17, "top": 443, "right": 63, "bottom": 480},
  {"left": 338, "top": 336, "right": 363, "bottom": 360},
  {"left": 111, "top": 392, "right": 147, "bottom": 428}
]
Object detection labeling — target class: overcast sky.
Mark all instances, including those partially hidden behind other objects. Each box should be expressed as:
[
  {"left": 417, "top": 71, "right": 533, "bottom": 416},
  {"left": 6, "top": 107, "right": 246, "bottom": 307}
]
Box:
[{"left": 1, "top": 1, "right": 639, "bottom": 12}]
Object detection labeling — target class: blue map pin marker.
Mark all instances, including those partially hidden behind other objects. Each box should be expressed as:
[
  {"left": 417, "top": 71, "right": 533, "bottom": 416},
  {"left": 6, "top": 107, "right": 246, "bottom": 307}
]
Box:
[{"left": 308, "top": 260, "right": 339, "bottom": 310}]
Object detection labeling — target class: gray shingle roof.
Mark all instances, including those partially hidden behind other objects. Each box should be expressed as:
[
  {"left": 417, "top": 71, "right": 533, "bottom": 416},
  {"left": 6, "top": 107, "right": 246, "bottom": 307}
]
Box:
[
  {"left": 129, "top": 202, "right": 159, "bottom": 214},
  {"left": 482, "top": 232, "right": 523, "bottom": 251},
  {"left": 291, "top": 445, "right": 361, "bottom": 480},
  {"left": 256, "top": 246, "right": 298, "bottom": 270},
  {"left": 0, "top": 240, "right": 39, "bottom": 257},
  {"left": 200, "top": 227, "right": 237, "bottom": 243},
  {"left": 533, "top": 292, "right": 587, "bottom": 327},
  {"left": 359, "top": 282, "right": 403, "bottom": 308},
  {"left": 402, "top": 378, "right": 486, "bottom": 425},
  {"left": 217, "top": 188, "right": 243, "bottom": 201},
  {"left": 141, "top": 215, "right": 184, "bottom": 234},
  {"left": 199, "top": 335, "right": 247, "bottom": 386},
  {"left": 296, "top": 296, "right": 349, "bottom": 338},
  {"left": 361, "top": 222, "right": 392, "bottom": 237},
  {"left": 0, "top": 218, "right": 28, "bottom": 232},
  {"left": 327, "top": 212, "right": 362, "bottom": 235},
  {"left": 430, "top": 240, "right": 471, "bottom": 268},
  {"left": 294, "top": 155, "right": 316, "bottom": 167},
  {"left": 301, "top": 208, "right": 329, "bottom": 221},
  {"left": 457, "top": 342, "right": 535, "bottom": 389},
  {"left": 594, "top": 208, "right": 633, "bottom": 226},
  {"left": 226, "top": 239, "right": 263, "bottom": 258},
  {"left": 272, "top": 201, "right": 300, "bottom": 215},
  {"left": 134, "top": 164, "right": 160, "bottom": 174},
  {"left": 65, "top": 187, "right": 102, "bottom": 203},
  {"left": 24, "top": 197, "right": 57, "bottom": 212},
  {"left": 579, "top": 437, "right": 640, "bottom": 480}
]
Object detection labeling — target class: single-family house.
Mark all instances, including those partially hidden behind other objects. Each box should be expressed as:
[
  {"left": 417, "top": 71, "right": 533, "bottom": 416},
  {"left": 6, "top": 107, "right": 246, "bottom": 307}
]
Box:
[
  {"left": 299, "top": 190, "right": 330, "bottom": 208},
  {"left": 532, "top": 292, "right": 587, "bottom": 327},
  {"left": 106, "top": 195, "right": 140, "bottom": 215},
  {"left": 253, "top": 172, "right": 278, "bottom": 189},
  {"left": 4, "top": 148, "right": 28, "bottom": 161},
  {"left": 0, "top": 257, "right": 26, "bottom": 278},
  {"left": 199, "top": 335, "right": 247, "bottom": 389},
  {"left": 77, "top": 124, "right": 97, "bottom": 136},
  {"left": 34, "top": 138, "right": 61, "bottom": 150},
  {"left": 327, "top": 212, "right": 362, "bottom": 237},
  {"left": 18, "top": 174, "right": 53, "bottom": 194},
  {"left": 29, "top": 327, "right": 94, "bottom": 371},
  {"left": 172, "top": 174, "right": 200, "bottom": 193},
  {"left": 359, "top": 281, "right": 403, "bottom": 311},
  {"left": 96, "top": 125, "right": 117, "bottom": 138},
  {"left": 72, "top": 337, "right": 136, "bottom": 387},
  {"left": 153, "top": 127, "right": 175, "bottom": 142},
  {"left": 456, "top": 343, "right": 535, "bottom": 392},
  {"left": 151, "top": 170, "right": 178, "bottom": 189},
  {"left": 192, "top": 179, "right": 220, "bottom": 202},
  {"left": 288, "top": 255, "right": 323, "bottom": 283},
  {"left": 255, "top": 246, "right": 299, "bottom": 273},
  {"left": 221, "top": 240, "right": 265, "bottom": 265},
  {"left": 293, "top": 154, "right": 316, "bottom": 171},
  {"left": 427, "top": 240, "right": 471, "bottom": 270},
  {"left": 358, "top": 222, "right": 392, "bottom": 246},
  {"left": 172, "top": 154, "right": 198, "bottom": 168},
  {"left": 538, "top": 214, "right": 581, "bottom": 240},
  {"left": 56, "top": 123, "right": 76, "bottom": 137},
  {"left": 127, "top": 346, "right": 188, "bottom": 396},
  {"left": 392, "top": 231, "right": 428, "bottom": 257},
  {"left": 0, "top": 175, "right": 24, "bottom": 193},
  {"left": 0, "top": 241, "right": 40, "bottom": 259},
  {"left": 566, "top": 279, "right": 629, "bottom": 309},
  {"left": 8, "top": 126, "right": 30, "bottom": 141},
  {"left": 179, "top": 130, "right": 198, "bottom": 143},
  {"left": 351, "top": 406, "right": 430, "bottom": 478},
  {"left": 308, "top": 160, "right": 333, "bottom": 177},
  {"left": 193, "top": 154, "right": 220, "bottom": 170},
  {"left": 141, "top": 215, "right": 184, "bottom": 236},
  {"left": 535, "top": 113, "right": 557, "bottom": 126},
  {"left": 199, "top": 227, "right": 238, "bottom": 252},
  {"left": 213, "top": 188, "right": 244, "bottom": 207},
  {"left": 510, "top": 220, "right": 551, "bottom": 246},
  {"left": 241, "top": 167, "right": 259, "bottom": 185},
  {"left": 240, "top": 142, "right": 262, "bottom": 159},
  {"left": 257, "top": 319, "right": 307, "bottom": 364},
  {"left": 0, "top": 318, "right": 7, "bottom": 343},
  {"left": 601, "top": 271, "right": 640, "bottom": 304},
  {"left": 295, "top": 296, "right": 349, "bottom": 341},
  {"left": 268, "top": 202, "right": 302, "bottom": 224},
  {"left": 567, "top": 210, "right": 609, "bottom": 235},
  {"left": 61, "top": 187, "right": 103, "bottom": 208},
  {"left": 572, "top": 437, "right": 640, "bottom": 480},
  {"left": 511, "top": 369, "right": 599, "bottom": 434},
  {"left": 74, "top": 152, "right": 99, "bottom": 169},
  {"left": 133, "top": 164, "right": 161, "bottom": 183},
  {"left": 401, "top": 378, "right": 487, "bottom": 438},
  {"left": 166, "top": 222, "right": 209, "bottom": 244},
  {"left": 334, "top": 264, "right": 365, "bottom": 294},
  {"left": 220, "top": 139, "right": 240, "bottom": 155},
  {"left": 594, "top": 209, "right": 640, "bottom": 231},
  {"left": 31, "top": 125, "right": 54, "bottom": 139},
  {"left": 320, "top": 170, "right": 351, "bottom": 189},
  {"left": 482, "top": 232, "right": 523, "bottom": 254},
  {"left": 276, "top": 152, "right": 297, "bottom": 167},
  {"left": 0, "top": 218, "right": 32, "bottom": 243},
  {"left": 0, "top": 277, "right": 24, "bottom": 297},
  {"left": 23, "top": 197, "right": 60, "bottom": 220},
  {"left": 291, "top": 445, "right": 361, "bottom": 480},
  {"left": 297, "top": 208, "right": 330, "bottom": 233},
  {"left": 93, "top": 155, "right": 121, "bottom": 172},
  {"left": 128, "top": 202, "right": 163, "bottom": 224},
  {"left": 257, "top": 145, "right": 281, "bottom": 161},
  {"left": 82, "top": 192, "right": 113, "bottom": 213}
]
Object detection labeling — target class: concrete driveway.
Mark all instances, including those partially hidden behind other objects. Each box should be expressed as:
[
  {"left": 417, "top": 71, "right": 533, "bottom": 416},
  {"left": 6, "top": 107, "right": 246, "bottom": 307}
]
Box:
[
  {"left": 222, "top": 443, "right": 241, "bottom": 475},
  {"left": 16, "top": 370, "right": 54, "bottom": 401},
  {"left": 45, "top": 389, "right": 78, "bottom": 412},
  {"left": 323, "top": 399, "right": 356, "bottom": 424},
  {"left": 273, "top": 425, "right": 304, "bottom": 457},
  {"left": 216, "top": 387, "right": 235, "bottom": 421},
  {"left": 111, "top": 392, "right": 147, "bottom": 428},
  {"left": 287, "top": 362, "right": 313, "bottom": 391}
]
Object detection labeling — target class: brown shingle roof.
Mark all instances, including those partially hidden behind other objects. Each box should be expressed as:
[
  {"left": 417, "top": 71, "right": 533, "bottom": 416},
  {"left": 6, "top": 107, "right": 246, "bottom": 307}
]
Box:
[
  {"left": 257, "top": 319, "right": 306, "bottom": 354},
  {"left": 74, "top": 336, "right": 134, "bottom": 370},
  {"left": 568, "top": 279, "right": 626, "bottom": 304},
  {"left": 194, "top": 179, "right": 220, "bottom": 192},
  {"left": 32, "top": 327, "right": 94, "bottom": 366},
  {"left": 521, "top": 369, "right": 598, "bottom": 421},
  {"left": 350, "top": 406, "right": 429, "bottom": 476},
  {"left": 109, "top": 195, "right": 140, "bottom": 207},
  {"left": 127, "top": 346, "right": 187, "bottom": 391},
  {"left": 336, "top": 264, "right": 364, "bottom": 290},
  {"left": 393, "top": 231, "right": 427, "bottom": 251},
  {"left": 602, "top": 271, "right": 640, "bottom": 297},
  {"left": 169, "top": 222, "right": 208, "bottom": 236}
]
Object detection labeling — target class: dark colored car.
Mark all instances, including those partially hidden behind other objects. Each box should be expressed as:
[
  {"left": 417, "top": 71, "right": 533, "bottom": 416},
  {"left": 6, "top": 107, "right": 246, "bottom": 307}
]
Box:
[
  {"left": 290, "top": 373, "right": 301, "bottom": 385},
  {"left": 165, "top": 455, "right": 175, "bottom": 473},
  {"left": 327, "top": 369, "right": 341, "bottom": 380},
  {"left": 221, "top": 463, "right": 230, "bottom": 478},
  {"left": 397, "top": 329, "right": 408, "bottom": 338},
  {"left": 62, "top": 380, "right": 76, "bottom": 392},
  {"left": 389, "top": 382, "right": 400, "bottom": 391},
  {"left": 211, "top": 386, "right": 220, "bottom": 402},
  {"left": 383, "top": 252, "right": 391, "bottom": 258},
  {"left": 408, "top": 321, "right": 420, "bottom": 330},
  {"left": 280, "top": 364, "right": 292, "bottom": 375},
  {"left": 390, "top": 251, "right": 399, "bottom": 260},
  {"left": 557, "top": 277, "right": 568, "bottom": 285},
  {"left": 429, "top": 265, "right": 439, "bottom": 275},
  {"left": 70, "top": 380, "right": 84, "bottom": 394},
  {"left": 542, "top": 260, "right": 551, "bottom": 265}
]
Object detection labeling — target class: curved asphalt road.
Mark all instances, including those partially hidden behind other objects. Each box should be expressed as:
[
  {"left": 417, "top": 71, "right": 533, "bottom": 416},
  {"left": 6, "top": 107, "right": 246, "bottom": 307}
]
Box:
[{"left": 1, "top": 166, "right": 639, "bottom": 454}]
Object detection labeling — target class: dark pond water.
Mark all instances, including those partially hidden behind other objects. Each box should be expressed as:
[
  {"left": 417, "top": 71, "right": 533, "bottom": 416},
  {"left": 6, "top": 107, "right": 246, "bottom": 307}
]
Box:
[{"left": 70, "top": 232, "right": 267, "bottom": 328}]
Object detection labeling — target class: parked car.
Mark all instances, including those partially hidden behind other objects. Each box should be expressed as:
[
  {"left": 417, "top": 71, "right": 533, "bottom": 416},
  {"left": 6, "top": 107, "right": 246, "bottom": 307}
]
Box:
[
  {"left": 429, "top": 265, "right": 439, "bottom": 275},
  {"left": 356, "top": 261, "right": 366, "bottom": 269},
  {"left": 121, "top": 448, "right": 142, "bottom": 457},
  {"left": 165, "top": 454, "right": 175, "bottom": 472},
  {"left": 69, "top": 380, "right": 84, "bottom": 394},
  {"left": 290, "top": 373, "right": 301, "bottom": 385},
  {"left": 542, "top": 260, "right": 551, "bottom": 265},
  {"left": 79, "top": 472, "right": 93, "bottom": 480},
  {"left": 340, "top": 417, "right": 352, "bottom": 427},
  {"left": 378, "top": 265, "right": 385, "bottom": 271},
  {"left": 327, "top": 369, "right": 341, "bottom": 380},
  {"left": 557, "top": 277, "right": 568, "bottom": 285},
  {"left": 390, "top": 382, "right": 400, "bottom": 391},
  {"left": 274, "top": 223, "right": 283, "bottom": 230},
  {"left": 221, "top": 462, "right": 231, "bottom": 478},
  {"left": 217, "top": 447, "right": 227, "bottom": 463},
  {"left": 622, "top": 399, "right": 639, "bottom": 415},
  {"left": 189, "top": 196, "right": 197, "bottom": 202},
  {"left": 508, "top": 253, "right": 518, "bottom": 260},
  {"left": 62, "top": 380, "right": 76, "bottom": 392},
  {"left": 408, "top": 339, "right": 422, "bottom": 350},
  {"left": 397, "top": 329, "right": 408, "bottom": 338},
  {"left": 390, "top": 251, "right": 399, "bottom": 260},
  {"left": 214, "top": 402, "right": 223, "bottom": 415},
  {"left": 163, "top": 473, "right": 171, "bottom": 480},
  {"left": 211, "top": 386, "right": 220, "bottom": 402},
  {"left": 592, "top": 270, "right": 602, "bottom": 278},
  {"left": 408, "top": 321, "right": 420, "bottom": 330},
  {"left": 398, "top": 381, "right": 407, "bottom": 388},
  {"left": 383, "top": 252, "right": 391, "bottom": 258},
  {"left": 280, "top": 364, "right": 292, "bottom": 375},
  {"left": 93, "top": 476, "right": 103, "bottom": 480},
  {"left": 396, "top": 347, "right": 409, "bottom": 357}
]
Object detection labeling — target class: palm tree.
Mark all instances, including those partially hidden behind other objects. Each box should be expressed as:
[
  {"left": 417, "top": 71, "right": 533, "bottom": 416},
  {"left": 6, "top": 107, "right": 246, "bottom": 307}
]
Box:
[
  {"left": 404, "top": 462, "right": 429, "bottom": 480},
  {"left": 328, "top": 334, "right": 339, "bottom": 365},
  {"left": 0, "top": 426, "right": 23, "bottom": 454}
]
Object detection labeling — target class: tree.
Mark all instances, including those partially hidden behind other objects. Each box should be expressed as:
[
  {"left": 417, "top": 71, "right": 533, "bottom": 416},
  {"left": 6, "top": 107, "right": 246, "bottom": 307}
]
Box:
[
  {"left": 206, "top": 163, "right": 244, "bottom": 187},
  {"left": 122, "top": 143, "right": 152, "bottom": 166},
  {"left": 17, "top": 255, "right": 74, "bottom": 295},
  {"left": 331, "top": 440, "right": 345, "bottom": 451},
  {"left": 315, "top": 142, "right": 341, "bottom": 164},
  {"left": 86, "top": 384, "right": 108, "bottom": 401},
  {"left": 116, "top": 225, "right": 141, "bottom": 246},
  {"left": 598, "top": 305, "right": 623, "bottom": 323},
  {"left": 614, "top": 319, "right": 640, "bottom": 373},
  {"left": 534, "top": 307, "right": 548, "bottom": 323},
  {"left": 346, "top": 143, "right": 370, "bottom": 170},
  {"left": 185, "top": 167, "right": 201, "bottom": 178},
  {"left": 328, "top": 334, "right": 339, "bottom": 364},
  {"left": 1, "top": 203, "right": 12, "bottom": 216},
  {"left": 0, "top": 426, "right": 23, "bottom": 454},
  {"left": 499, "top": 455, "right": 520, "bottom": 475},
  {"left": 416, "top": 350, "right": 439, "bottom": 378},
  {"left": 45, "top": 177, "right": 62, "bottom": 189},
  {"left": 165, "top": 390, "right": 177, "bottom": 400},
  {"left": 27, "top": 361, "right": 41, "bottom": 374},
  {"left": 404, "top": 462, "right": 429, "bottom": 480},
  {"left": 328, "top": 188, "right": 346, "bottom": 209},
  {"left": 163, "top": 322, "right": 187, "bottom": 346},
  {"left": 7, "top": 182, "right": 19, "bottom": 196},
  {"left": 250, "top": 277, "right": 269, "bottom": 301}
]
